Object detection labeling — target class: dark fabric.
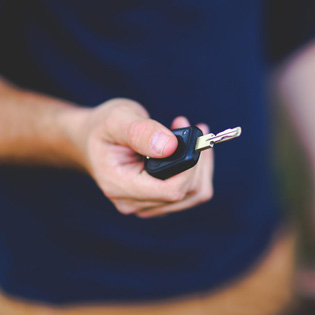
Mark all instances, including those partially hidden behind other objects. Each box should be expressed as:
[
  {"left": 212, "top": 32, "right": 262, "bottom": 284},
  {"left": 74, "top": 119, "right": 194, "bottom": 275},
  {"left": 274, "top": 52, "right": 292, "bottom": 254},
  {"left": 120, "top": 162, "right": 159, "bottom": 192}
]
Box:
[
  {"left": 0, "top": 0, "right": 307, "bottom": 304},
  {"left": 265, "top": 0, "right": 315, "bottom": 63}
]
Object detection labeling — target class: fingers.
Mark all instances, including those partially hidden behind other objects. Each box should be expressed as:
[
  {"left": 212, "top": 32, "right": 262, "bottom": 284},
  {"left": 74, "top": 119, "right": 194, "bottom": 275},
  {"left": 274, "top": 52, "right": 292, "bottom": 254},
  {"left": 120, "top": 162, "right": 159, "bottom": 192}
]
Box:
[
  {"left": 135, "top": 121, "right": 213, "bottom": 218},
  {"left": 136, "top": 147, "right": 213, "bottom": 218},
  {"left": 97, "top": 149, "right": 197, "bottom": 203},
  {"left": 127, "top": 118, "right": 178, "bottom": 157},
  {"left": 105, "top": 99, "right": 178, "bottom": 158},
  {"left": 196, "top": 123, "right": 213, "bottom": 190},
  {"left": 124, "top": 168, "right": 196, "bottom": 201},
  {"left": 196, "top": 122, "right": 209, "bottom": 135},
  {"left": 112, "top": 198, "right": 170, "bottom": 215},
  {"left": 135, "top": 188, "right": 212, "bottom": 218},
  {"left": 171, "top": 116, "right": 190, "bottom": 129},
  {"left": 115, "top": 119, "right": 212, "bottom": 205},
  {"left": 90, "top": 100, "right": 214, "bottom": 218},
  {"left": 103, "top": 115, "right": 196, "bottom": 202}
]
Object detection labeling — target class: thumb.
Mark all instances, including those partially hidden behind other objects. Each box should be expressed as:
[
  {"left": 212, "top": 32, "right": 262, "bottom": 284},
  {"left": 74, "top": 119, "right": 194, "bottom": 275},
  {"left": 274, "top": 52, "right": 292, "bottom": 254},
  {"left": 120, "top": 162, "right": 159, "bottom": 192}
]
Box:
[{"left": 113, "top": 116, "right": 178, "bottom": 158}]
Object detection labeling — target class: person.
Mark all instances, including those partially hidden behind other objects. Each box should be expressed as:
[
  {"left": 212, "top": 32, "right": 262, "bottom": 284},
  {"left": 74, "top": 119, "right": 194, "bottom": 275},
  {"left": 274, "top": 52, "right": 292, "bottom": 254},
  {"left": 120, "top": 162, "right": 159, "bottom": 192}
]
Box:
[{"left": 0, "top": 1, "right": 313, "bottom": 314}]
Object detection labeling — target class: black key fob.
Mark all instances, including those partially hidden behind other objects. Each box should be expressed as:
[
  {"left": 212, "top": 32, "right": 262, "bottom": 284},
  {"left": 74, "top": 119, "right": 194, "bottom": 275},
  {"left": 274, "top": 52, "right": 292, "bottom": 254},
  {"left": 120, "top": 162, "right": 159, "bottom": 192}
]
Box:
[{"left": 145, "top": 126, "right": 203, "bottom": 180}]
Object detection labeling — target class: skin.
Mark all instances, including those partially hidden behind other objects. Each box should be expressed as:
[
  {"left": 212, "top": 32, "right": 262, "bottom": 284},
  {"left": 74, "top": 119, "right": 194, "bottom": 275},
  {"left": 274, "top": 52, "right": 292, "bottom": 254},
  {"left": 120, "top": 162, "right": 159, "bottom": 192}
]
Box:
[
  {"left": 0, "top": 36, "right": 315, "bottom": 315},
  {"left": 1, "top": 40, "right": 315, "bottom": 311},
  {"left": 0, "top": 79, "right": 213, "bottom": 219},
  {"left": 277, "top": 41, "right": 315, "bottom": 177},
  {"left": 276, "top": 40, "right": 315, "bottom": 298}
]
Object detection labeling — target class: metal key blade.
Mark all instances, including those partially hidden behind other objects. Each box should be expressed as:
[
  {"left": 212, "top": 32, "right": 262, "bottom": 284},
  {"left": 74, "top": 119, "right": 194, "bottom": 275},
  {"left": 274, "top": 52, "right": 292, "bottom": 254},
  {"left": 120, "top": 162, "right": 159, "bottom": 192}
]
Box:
[{"left": 195, "top": 127, "right": 242, "bottom": 152}]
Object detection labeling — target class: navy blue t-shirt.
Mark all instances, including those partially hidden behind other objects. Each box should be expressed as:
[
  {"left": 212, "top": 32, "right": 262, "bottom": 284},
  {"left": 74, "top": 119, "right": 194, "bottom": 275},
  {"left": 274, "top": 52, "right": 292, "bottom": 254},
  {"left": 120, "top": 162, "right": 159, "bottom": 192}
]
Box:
[{"left": 0, "top": 0, "right": 309, "bottom": 304}]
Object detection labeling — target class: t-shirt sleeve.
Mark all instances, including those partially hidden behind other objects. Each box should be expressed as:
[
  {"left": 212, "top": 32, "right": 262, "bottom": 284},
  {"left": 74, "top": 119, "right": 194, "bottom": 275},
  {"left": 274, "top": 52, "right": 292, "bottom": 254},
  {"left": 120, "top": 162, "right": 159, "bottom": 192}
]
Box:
[
  {"left": 0, "top": 0, "right": 9, "bottom": 60},
  {"left": 266, "top": 0, "right": 315, "bottom": 64}
]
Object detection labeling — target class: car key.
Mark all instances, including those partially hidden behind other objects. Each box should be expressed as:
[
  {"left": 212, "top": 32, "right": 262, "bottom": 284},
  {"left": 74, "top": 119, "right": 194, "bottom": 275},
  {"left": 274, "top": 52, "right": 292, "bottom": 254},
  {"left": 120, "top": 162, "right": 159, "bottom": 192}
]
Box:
[{"left": 145, "top": 126, "right": 242, "bottom": 180}]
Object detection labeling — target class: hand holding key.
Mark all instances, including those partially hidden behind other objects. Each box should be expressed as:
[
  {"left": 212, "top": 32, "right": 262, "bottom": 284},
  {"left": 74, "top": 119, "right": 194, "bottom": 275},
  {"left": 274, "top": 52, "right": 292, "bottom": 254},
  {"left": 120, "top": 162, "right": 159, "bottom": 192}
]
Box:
[
  {"left": 146, "top": 126, "right": 242, "bottom": 179},
  {"left": 79, "top": 98, "right": 214, "bottom": 218}
]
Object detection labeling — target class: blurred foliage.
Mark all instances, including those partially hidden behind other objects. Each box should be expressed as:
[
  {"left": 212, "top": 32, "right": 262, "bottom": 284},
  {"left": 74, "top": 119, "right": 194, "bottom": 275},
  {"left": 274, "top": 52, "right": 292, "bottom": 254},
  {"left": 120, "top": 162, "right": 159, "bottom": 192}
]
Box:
[
  {"left": 271, "top": 95, "right": 315, "bottom": 264},
  {"left": 270, "top": 94, "right": 315, "bottom": 313}
]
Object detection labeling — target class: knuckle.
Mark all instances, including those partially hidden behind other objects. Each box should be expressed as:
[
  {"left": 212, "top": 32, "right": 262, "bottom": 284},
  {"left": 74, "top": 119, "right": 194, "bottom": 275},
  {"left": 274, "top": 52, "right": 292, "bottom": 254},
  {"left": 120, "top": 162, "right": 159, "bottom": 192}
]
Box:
[
  {"left": 200, "top": 194, "right": 211, "bottom": 203},
  {"left": 113, "top": 201, "right": 137, "bottom": 215},
  {"left": 101, "top": 186, "right": 119, "bottom": 200},
  {"left": 200, "top": 186, "right": 214, "bottom": 203},
  {"left": 165, "top": 190, "right": 185, "bottom": 202},
  {"left": 128, "top": 119, "right": 147, "bottom": 149},
  {"left": 109, "top": 98, "right": 149, "bottom": 118},
  {"left": 189, "top": 181, "right": 198, "bottom": 194}
]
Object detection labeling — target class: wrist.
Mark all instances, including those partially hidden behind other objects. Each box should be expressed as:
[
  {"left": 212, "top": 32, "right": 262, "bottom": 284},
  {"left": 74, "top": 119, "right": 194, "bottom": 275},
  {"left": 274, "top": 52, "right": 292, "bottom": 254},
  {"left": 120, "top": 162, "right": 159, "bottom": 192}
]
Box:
[
  {"left": 0, "top": 79, "right": 94, "bottom": 171},
  {"left": 54, "top": 103, "right": 93, "bottom": 173},
  {"left": 17, "top": 89, "right": 93, "bottom": 172}
]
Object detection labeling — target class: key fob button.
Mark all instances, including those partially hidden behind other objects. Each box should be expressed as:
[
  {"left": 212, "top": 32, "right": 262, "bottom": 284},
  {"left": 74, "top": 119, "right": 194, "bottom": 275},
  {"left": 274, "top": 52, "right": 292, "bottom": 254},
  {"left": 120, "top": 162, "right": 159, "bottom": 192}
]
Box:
[{"left": 145, "top": 126, "right": 203, "bottom": 180}]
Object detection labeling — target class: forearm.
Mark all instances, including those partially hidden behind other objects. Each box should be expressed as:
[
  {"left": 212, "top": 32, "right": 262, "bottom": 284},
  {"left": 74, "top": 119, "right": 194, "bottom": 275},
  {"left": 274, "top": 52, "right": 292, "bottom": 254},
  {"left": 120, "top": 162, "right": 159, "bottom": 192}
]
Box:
[
  {"left": 0, "top": 79, "right": 213, "bottom": 217},
  {"left": 0, "top": 78, "right": 89, "bottom": 170},
  {"left": 277, "top": 41, "right": 315, "bottom": 176}
]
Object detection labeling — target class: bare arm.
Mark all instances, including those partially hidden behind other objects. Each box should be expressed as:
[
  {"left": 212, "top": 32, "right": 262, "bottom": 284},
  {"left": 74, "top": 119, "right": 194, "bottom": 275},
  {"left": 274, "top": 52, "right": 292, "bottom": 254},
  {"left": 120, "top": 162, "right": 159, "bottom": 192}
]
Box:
[
  {"left": 276, "top": 40, "right": 315, "bottom": 296},
  {"left": 277, "top": 41, "right": 315, "bottom": 180},
  {"left": 0, "top": 78, "right": 88, "bottom": 169},
  {"left": 0, "top": 78, "right": 214, "bottom": 218}
]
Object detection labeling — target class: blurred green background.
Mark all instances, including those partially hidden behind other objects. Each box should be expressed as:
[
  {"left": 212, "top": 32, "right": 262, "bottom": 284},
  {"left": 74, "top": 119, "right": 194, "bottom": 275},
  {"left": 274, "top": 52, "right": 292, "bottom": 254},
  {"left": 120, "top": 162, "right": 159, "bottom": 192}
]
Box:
[{"left": 272, "top": 96, "right": 314, "bottom": 314}]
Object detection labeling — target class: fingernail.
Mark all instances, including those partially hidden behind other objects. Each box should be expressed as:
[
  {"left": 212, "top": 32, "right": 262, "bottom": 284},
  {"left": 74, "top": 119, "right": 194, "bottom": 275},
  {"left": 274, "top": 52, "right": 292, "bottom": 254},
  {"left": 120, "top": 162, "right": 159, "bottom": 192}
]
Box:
[{"left": 151, "top": 132, "right": 171, "bottom": 155}]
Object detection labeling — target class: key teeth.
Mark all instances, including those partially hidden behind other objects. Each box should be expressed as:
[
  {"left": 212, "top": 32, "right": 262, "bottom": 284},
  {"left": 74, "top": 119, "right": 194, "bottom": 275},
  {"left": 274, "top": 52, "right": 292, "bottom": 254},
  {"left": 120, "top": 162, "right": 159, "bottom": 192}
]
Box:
[
  {"left": 215, "top": 127, "right": 242, "bottom": 143},
  {"left": 234, "top": 127, "right": 242, "bottom": 137},
  {"left": 195, "top": 126, "right": 242, "bottom": 151},
  {"left": 216, "top": 127, "right": 242, "bottom": 138}
]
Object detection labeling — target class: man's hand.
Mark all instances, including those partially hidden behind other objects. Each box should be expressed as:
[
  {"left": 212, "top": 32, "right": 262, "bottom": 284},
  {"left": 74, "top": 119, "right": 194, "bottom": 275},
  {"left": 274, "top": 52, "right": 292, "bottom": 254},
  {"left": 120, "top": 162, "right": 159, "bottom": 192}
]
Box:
[
  {"left": 0, "top": 79, "right": 213, "bottom": 218},
  {"left": 75, "top": 99, "right": 214, "bottom": 218}
]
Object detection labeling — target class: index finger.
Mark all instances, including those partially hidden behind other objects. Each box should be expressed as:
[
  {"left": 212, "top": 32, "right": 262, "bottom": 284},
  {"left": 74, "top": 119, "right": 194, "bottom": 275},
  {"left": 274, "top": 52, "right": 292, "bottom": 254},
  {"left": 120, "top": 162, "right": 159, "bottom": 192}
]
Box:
[{"left": 121, "top": 162, "right": 197, "bottom": 202}]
